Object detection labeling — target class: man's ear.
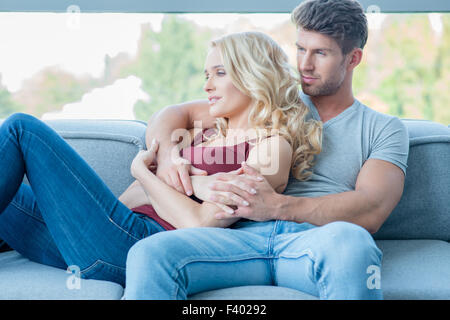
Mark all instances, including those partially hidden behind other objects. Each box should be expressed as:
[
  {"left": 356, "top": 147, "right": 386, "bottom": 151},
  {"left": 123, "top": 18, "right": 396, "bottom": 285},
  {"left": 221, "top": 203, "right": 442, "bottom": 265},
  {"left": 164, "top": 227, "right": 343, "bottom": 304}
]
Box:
[{"left": 348, "top": 48, "right": 363, "bottom": 70}]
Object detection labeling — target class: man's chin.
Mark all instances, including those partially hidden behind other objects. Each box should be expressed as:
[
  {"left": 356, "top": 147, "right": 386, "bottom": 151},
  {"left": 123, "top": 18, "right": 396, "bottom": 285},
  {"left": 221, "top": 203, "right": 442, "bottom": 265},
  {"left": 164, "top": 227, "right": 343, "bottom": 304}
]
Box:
[
  {"left": 301, "top": 84, "right": 318, "bottom": 96},
  {"left": 301, "top": 84, "right": 336, "bottom": 97}
]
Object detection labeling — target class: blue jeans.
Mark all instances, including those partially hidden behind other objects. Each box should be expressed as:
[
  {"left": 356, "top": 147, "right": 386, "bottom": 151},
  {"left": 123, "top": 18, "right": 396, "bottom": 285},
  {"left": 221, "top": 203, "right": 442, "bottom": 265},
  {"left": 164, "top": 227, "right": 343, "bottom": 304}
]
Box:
[
  {"left": 125, "top": 220, "right": 383, "bottom": 300},
  {"left": 0, "top": 113, "right": 165, "bottom": 286}
]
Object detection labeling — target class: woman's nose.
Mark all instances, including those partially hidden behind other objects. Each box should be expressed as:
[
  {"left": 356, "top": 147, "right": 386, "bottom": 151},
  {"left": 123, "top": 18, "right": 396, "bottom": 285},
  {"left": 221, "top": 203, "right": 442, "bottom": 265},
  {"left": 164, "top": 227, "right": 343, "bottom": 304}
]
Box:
[{"left": 203, "top": 77, "right": 214, "bottom": 93}]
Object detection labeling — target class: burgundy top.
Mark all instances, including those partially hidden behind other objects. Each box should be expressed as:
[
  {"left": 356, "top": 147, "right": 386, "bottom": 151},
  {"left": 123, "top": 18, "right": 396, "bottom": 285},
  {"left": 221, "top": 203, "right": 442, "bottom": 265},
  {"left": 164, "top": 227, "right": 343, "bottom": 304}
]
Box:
[{"left": 131, "top": 128, "right": 255, "bottom": 230}]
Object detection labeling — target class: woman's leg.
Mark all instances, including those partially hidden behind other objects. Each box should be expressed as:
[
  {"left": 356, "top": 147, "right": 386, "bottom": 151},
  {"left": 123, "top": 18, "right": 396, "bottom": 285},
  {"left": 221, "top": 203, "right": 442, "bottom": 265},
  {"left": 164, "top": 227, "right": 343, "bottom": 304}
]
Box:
[
  {"left": 0, "top": 113, "right": 164, "bottom": 285},
  {"left": 0, "top": 183, "right": 66, "bottom": 269}
]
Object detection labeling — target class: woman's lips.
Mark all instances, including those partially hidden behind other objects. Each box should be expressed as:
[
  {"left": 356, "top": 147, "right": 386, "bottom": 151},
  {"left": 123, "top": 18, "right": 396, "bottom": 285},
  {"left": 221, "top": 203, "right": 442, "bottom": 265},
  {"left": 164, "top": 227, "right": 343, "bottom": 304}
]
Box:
[{"left": 208, "top": 97, "right": 222, "bottom": 105}]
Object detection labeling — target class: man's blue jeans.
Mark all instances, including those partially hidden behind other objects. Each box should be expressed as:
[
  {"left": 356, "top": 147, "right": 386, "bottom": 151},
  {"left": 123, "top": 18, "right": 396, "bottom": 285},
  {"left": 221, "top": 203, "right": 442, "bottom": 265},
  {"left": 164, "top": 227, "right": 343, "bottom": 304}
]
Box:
[
  {"left": 0, "top": 113, "right": 165, "bottom": 286},
  {"left": 125, "top": 219, "right": 383, "bottom": 300}
]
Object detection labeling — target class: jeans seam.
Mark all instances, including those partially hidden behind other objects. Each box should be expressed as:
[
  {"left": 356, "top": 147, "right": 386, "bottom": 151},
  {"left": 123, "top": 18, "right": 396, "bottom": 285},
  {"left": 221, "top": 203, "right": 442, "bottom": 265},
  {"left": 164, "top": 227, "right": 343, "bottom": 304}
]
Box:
[
  {"left": 80, "top": 258, "right": 126, "bottom": 275},
  {"left": 171, "top": 254, "right": 273, "bottom": 299},
  {"left": 10, "top": 199, "right": 45, "bottom": 223},
  {"left": 268, "top": 220, "right": 279, "bottom": 286},
  {"left": 278, "top": 248, "right": 327, "bottom": 299},
  {"left": 22, "top": 128, "right": 142, "bottom": 242}
]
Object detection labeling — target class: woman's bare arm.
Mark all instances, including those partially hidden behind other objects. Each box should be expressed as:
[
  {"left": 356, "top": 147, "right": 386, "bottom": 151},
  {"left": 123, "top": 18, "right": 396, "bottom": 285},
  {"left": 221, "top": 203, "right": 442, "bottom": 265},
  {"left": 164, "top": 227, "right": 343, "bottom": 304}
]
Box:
[
  {"left": 145, "top": 100, "right": 216, "bottom": 196},
  {"left": 131, "top": 135, "right": 293, "bottom": 228},
  {"left": 130, "top": 143, "right": 238, "bottom": 229}
]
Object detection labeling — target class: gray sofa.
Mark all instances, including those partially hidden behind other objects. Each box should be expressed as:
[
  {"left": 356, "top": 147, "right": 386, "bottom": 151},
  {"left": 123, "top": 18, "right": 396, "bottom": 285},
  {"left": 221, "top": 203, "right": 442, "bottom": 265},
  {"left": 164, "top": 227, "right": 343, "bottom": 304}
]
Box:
[{"left": 0, "top": 117, "right": 449, "bottom": 300}]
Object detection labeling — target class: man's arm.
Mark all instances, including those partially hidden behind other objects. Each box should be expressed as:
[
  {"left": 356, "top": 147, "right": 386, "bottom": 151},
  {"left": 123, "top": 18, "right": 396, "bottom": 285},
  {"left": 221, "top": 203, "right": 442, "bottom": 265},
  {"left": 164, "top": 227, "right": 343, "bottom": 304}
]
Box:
[
  {"left": 212, "top": 159, "right": 405, "bottom": 234},
  {"left": 145, "top": 100, "right": 215, "bottom": 195},
  {"left": 278, "top": 159, "right": 405, "bottom": 233}
]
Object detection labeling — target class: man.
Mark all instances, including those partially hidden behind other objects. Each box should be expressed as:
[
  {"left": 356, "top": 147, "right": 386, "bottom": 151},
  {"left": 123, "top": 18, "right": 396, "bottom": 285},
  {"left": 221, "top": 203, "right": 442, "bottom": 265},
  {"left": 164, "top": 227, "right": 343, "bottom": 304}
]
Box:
[{"left": 125, "top": 0, "right": 409, "bottom": 299}]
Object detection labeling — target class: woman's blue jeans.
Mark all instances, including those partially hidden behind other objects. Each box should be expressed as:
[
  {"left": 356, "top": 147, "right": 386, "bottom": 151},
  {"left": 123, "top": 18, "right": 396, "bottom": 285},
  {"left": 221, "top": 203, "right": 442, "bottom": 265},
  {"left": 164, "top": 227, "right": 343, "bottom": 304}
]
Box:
[
  {"left": 125, "top": 219, "right": 384, "bottom": 300},
  {"left": 0, "top": 113, "right": 165, "bottom": 286}
]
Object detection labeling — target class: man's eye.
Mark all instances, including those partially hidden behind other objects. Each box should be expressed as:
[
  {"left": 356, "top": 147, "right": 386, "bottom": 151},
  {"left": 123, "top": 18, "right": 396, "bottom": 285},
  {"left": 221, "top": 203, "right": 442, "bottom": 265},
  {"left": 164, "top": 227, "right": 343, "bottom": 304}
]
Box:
[{"left": 317, "top": 51, "right": 325, "bottom": 55}]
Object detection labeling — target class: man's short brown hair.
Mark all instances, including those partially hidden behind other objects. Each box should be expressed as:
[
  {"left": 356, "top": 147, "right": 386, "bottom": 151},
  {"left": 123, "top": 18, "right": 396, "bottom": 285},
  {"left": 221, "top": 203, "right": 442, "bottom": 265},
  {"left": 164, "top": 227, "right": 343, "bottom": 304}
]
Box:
[{"left": 292, "top": 0, "right": 368, "bottom": 55}]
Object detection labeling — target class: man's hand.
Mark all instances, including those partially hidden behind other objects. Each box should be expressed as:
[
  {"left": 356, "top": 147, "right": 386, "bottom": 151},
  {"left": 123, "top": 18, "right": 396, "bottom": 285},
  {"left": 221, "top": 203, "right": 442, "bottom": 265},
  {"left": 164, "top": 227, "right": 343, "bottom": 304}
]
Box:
[
  {"left": 191, "top": 166, "right": 258, "bottom": 214},
  {"left": 208, "top": 162, "right": 282, "bottom": 222}
]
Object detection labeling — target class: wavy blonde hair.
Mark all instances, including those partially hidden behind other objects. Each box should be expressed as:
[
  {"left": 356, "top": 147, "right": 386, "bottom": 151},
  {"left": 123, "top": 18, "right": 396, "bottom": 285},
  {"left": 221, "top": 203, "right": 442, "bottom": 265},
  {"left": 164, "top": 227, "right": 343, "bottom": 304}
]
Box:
[{"left": 209, "top": 31, "right": 322, "bottom": 181}]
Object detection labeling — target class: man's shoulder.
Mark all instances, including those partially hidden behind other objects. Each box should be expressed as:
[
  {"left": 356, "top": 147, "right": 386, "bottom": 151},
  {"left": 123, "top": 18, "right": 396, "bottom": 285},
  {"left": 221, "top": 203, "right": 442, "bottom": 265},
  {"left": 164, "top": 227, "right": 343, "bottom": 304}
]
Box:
[{"left": 357, "top": 101, "right": 407, "bottom": 132}]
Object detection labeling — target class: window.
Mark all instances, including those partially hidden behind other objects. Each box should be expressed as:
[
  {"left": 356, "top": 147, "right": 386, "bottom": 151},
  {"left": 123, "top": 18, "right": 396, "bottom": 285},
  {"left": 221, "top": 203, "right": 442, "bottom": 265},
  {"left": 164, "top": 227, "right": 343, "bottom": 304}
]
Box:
[{"left": 0, "top": 1, "right": 448, "bottom": 125}]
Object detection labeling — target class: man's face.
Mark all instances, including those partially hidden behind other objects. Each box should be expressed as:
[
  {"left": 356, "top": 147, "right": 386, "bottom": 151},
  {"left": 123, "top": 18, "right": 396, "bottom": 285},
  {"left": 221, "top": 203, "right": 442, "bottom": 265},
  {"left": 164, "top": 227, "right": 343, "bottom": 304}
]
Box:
[{"left": 296, "top": 28, "right": 348, "bottom": 97}]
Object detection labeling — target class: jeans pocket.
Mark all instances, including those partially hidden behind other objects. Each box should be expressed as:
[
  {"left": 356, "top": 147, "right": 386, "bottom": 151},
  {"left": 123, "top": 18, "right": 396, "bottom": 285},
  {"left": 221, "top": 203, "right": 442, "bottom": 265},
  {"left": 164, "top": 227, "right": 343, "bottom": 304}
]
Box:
[{"left": 80, "top": 259, "right": 126, "bottom": 286}]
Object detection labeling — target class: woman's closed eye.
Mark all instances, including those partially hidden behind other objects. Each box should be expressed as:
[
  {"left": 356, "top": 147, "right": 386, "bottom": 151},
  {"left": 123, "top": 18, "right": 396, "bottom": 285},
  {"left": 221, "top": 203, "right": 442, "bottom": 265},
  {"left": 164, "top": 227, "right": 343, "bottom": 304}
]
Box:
[{"left": 205, "top": 70, "right": 226, "bottom": 80}]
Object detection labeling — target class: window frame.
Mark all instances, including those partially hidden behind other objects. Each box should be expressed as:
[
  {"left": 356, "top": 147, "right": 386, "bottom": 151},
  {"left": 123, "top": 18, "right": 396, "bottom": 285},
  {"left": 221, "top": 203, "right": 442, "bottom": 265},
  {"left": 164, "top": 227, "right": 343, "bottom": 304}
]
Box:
[{"left": 0, "top": 0, "right": 449, "bottom": 13}]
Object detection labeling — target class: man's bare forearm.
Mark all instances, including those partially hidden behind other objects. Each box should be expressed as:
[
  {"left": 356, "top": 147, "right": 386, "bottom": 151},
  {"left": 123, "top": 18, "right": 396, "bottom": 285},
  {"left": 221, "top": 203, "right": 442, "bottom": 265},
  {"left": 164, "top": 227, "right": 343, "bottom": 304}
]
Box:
[{"left": 276, "top": 191, "right": 380, "bottom": 234}]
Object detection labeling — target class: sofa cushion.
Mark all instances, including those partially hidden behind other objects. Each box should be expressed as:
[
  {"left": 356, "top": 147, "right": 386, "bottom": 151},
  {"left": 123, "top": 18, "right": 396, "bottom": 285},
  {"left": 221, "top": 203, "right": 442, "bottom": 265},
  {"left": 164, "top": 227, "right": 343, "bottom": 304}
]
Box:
[
  {"left": 3, "top": 239, "right": 449, "bottom": 300},
  {"left": 0, "top": 250, "right": 123, "bottom": 299},
  {"left": 191, "top": 239, "right": 450, "bottom": 300},
  {"left": 374, "top": 119, "right": 450, "bottom": 241},
  {"left": 376, "top": 240, "right": 450, "bottom": 299},
  {"left": 189, "top": 285, "right": 318, "bottom": 300}
]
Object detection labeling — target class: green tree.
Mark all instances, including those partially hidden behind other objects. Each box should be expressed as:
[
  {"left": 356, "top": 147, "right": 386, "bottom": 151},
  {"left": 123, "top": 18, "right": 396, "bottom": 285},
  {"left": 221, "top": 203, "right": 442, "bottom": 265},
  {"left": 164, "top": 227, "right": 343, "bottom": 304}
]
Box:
[
  {"left": 0, "top": 80, "right": 23, "bottom": 118},
  {"left": 121, "top": 16, "right": 212, "bottom": 121},
  {"left": 355, "top": 14, "right": 450, "bottom": 125},
  {"left": 14, "top": 67, "right": 98, "bottom": 118}
]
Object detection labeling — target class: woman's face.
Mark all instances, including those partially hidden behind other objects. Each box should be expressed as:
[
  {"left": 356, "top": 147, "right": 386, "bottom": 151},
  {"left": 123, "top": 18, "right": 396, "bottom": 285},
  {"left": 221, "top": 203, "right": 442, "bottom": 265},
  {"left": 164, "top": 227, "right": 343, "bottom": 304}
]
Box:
[{"left": 203, "top": 47, "right": 252, "bottom": 119}]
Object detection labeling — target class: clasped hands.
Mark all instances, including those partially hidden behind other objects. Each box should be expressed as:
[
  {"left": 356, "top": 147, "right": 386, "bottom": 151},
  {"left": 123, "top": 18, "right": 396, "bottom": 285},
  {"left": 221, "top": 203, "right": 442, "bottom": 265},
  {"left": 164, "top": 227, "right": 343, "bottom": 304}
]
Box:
[{"left": 130, "top": 139, "right": 279, "bottom": 222}]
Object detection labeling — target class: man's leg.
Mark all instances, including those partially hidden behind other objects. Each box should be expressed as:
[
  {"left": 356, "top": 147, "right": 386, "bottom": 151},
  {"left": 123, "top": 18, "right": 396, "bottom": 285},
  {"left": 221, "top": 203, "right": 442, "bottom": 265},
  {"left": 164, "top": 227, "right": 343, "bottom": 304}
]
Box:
[
  {"left": 273, "top": 221, "right": 383, "bottom": 300},
  {"left": 125, "top": 221, "right": 277, "bottom": 299}
]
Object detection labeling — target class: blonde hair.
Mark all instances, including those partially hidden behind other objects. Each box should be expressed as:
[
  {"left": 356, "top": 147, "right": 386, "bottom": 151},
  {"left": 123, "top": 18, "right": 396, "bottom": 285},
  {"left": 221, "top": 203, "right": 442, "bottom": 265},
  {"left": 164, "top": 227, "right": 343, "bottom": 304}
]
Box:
[{"left": 209, "top": 31, "right": 322, "bottom": 181}]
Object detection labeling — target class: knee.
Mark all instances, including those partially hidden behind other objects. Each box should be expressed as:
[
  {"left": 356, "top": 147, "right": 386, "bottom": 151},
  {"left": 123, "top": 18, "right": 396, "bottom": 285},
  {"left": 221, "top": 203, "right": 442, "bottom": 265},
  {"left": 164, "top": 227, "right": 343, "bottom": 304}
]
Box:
[
  {"left": 5, "top": 112, "right": 37, "bottom": 124},
  {"left": 319, "top": 221, "right": 382, "bottom": 262},
  {"left": 3, "top": 113, "right": 39, "bottom": 130},
  {"left": 126, "top": 231, "right": 182, "bottom": 271},
  {"left": 127, "top": 234, "right": 165, "bottom": 268}
]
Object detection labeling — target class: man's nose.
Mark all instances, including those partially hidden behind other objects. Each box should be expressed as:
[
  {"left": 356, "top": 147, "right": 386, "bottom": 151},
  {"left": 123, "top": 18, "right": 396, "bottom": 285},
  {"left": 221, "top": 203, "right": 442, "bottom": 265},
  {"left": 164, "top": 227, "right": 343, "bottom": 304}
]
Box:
[{"left": 299, "top": 53, "right": 314, "bottom": 73}]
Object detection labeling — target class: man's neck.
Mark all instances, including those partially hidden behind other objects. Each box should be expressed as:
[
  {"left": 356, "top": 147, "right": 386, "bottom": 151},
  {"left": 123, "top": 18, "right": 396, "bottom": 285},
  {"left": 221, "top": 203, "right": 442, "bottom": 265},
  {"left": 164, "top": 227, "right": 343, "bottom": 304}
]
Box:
[{"left": 310, "top": 90, "right": 355, "bottom": 123}]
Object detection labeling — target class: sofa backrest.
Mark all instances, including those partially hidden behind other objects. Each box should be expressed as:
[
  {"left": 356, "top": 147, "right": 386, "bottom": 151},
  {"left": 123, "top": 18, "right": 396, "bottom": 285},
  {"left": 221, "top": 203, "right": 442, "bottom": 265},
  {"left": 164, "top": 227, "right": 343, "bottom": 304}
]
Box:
[
  {"left": 1, "top": 116, "right": 449, "bottom": 241},
  {"left": 45, "top": 119, "right": 147, "bottom": 198},
  {"left": 373, "top": 119, "right": 450, "bottom": 241}
]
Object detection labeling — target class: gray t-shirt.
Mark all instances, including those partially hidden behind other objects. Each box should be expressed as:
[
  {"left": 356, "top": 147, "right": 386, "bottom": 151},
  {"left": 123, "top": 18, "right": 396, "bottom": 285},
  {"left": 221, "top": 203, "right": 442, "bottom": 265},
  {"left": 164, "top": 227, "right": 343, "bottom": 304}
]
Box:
[{"left": 283, "top": 92, "right": 409, "bottom": 198}]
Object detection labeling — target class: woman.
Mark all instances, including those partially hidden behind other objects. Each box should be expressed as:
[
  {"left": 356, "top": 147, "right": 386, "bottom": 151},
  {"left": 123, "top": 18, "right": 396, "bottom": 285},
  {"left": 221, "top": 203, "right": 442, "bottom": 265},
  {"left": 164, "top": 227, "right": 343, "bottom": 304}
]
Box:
[
  {"left": 0, "top": 31, "right": 321, "bottom": 287},
  {"left": 125, "top": 31, "right": 323, "bottom": 230}
]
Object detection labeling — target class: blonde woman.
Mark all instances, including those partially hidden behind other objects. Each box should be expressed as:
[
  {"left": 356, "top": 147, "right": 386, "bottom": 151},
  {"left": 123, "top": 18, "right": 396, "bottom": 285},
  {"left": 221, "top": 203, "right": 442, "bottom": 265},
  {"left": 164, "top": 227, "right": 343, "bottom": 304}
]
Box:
[
  {"left": 124, "top": 31, "right": 322, "bottom": 230},
  {"left": 124, "top": 31, "right": 322, "bottom": 298},
  {"left": 0, "top": 31, "right": 319, "bottom": 290}
]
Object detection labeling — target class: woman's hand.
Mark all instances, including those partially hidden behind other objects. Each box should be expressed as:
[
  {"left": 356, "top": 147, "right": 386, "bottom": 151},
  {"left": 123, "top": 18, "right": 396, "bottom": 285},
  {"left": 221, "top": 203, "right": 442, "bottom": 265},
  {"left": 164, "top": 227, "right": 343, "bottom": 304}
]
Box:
[
  {"left": 131, "top": 139, "right": 159, "bottom": 179},
  {"left": 155, "top": 152, "right": 208, "bottom": 196}
]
